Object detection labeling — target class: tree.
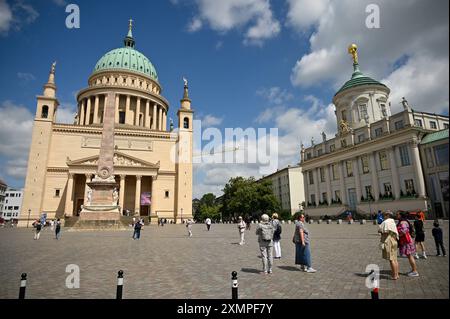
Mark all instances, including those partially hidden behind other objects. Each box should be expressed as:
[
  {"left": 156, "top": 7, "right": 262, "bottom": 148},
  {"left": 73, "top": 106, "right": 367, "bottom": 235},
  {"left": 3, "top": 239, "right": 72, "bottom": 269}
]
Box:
[{"left": 194, "top": 193, "right": 221, "bottom": 222}]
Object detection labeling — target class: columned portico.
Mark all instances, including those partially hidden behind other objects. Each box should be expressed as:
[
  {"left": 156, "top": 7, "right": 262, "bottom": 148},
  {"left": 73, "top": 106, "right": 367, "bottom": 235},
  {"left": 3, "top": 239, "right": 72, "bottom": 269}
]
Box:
[
  {"left": 325, "top": 165, "right": 332, "bottom": 206},
  {"left": 338, "top": 161, "right": 347, "bottom": 205},
  {"left": 369, "top": 152, "right": 380, "bottom": 201},
  {"left": 65, "top": 173, "right": 75, "bottom": 216},
  {"left": 352, "top": 158, "right": 362, "bottom": 204},
  {"left": 410, "top": 140, "right": 426, "bottom": 197},
  {"left": 388, "top": 146, "right": 401, "bottom": 200},
  {"left": 119, "top": 174, "right": 126, "bottom": 211},
  {"left": 314, "top": 168, "right": 320, "bottom": 207},
  {"left": 303, "top": 171, "right": 309, "bottom": 208},
  {"left": 134, "top": 175, "right": 142, "bottom": 216}
]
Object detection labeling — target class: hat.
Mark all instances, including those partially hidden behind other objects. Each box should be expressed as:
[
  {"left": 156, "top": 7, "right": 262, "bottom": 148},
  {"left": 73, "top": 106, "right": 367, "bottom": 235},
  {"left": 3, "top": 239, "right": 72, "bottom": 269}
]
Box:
[{"left": 261, "top": 214, "right": 269, "bottom": 222}]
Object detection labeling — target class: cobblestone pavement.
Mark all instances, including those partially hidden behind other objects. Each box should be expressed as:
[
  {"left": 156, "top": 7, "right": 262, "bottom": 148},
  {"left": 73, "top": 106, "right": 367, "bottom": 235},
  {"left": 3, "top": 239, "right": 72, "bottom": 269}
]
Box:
[{"left": 0, "top": 221, "right": 448, "bottom": 299}]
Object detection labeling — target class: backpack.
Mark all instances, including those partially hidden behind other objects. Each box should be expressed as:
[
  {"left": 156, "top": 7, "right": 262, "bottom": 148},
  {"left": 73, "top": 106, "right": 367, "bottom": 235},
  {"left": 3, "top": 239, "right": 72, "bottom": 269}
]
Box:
[
  {"left": 274, "top": 223, "right": 282, "bottom": 237},
  {"left": 260, "top": 223, "right": 274, "bottom": 241}
]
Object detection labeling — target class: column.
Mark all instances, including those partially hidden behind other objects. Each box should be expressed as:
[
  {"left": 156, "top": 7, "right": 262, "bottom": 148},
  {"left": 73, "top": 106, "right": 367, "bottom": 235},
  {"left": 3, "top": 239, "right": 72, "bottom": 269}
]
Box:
[
  {"left": 64, "top": 173, "right": 74, "bottom": 216},
  {"left": 125, "top": 95, "right": 131, "bottom": 125},
  {"left": 152, "top": 103, "right": 157, "bottom": 130},
  {"left": 410, "top": 139, "right": 426, "bottom": 197},
  {"left": 145, "top": 100, "right": 150, "bottom": 128},
  {"left": 163, "top": 111, "right": 167, "bottom": 131},
  {"left": 303, "top": 171, "right": 309, "bottom": 208},
  {"left": 85, "top": 97, "right": 92, "bottom": 125},
  {"left": 79, "top": 99, "right": 85, "bottom": 125},
  {"left": 388, "top": 146, "right": 401, "bottom": 199},
  {"left": 338, "top": 161, "right": 348, "bottom": 205},
  {"left": 135, "top": 97, "right": 141, "bottom": 126},
  {"left": 119, "top": 175, "right": 126, "bottom": 211},
  {"left": 325, "top": 165, "right": 332, "bottom": 206},
  {"left": 158, "top": 107, "right": 163, "bottom": 131},
  {"left": 134, "top": 175, "right": 142, "bottom": 216},
  {"left": 150, "top": 177, "right": 157, "bottom": 215},
  {"left": 369, "top": 152, "right": 380, "bottom": 201},
  {"left": 353, "top": 158, "right": 362, "bottom": 203},
  {"left": 93, "top": 95, "right": 100, "bottom": 124},
  {"left": 84, "top": 174, "right": 92, "bottom": 205},
  {"left": 115, "top": 94, "right": 120, "bottom": 123},
  {"left": 314, "top": 168, "right": 320, "bottom": 207}
]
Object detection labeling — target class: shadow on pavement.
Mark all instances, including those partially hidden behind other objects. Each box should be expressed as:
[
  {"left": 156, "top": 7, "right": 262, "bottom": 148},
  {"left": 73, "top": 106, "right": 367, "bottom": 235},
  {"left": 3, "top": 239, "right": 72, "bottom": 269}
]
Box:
[
  {"left": 241, "top": 268, "right": 261, "bottom": 274},
  {"left": 278, "top": 266, "right": 301, "bottom": 272}
]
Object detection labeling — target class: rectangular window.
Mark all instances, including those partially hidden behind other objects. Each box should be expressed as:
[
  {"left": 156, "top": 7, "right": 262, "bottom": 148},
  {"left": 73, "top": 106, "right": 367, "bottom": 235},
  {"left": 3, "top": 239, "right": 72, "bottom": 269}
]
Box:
[
  {"left": 399, "top": 145, "right": 411, "bottom": 166},
  {"left": 334, "top": 190, "right": 341, "bottom": 202},
  {"left": 430, "top": 121, "right": 437, "bottom": 129},
  {"left": 359, "top": 104, "right": 368, "bottom": 122},
  {"left": 426, "top": 148, "right": 434, "bottom": 168},
  {"left": 384, "top": 183, "right": 392, "bottom": 196},
  {"left": 55, "top": 189, "right": 60, "bottom": 197},
  {"left": 165, "top": 190, "right": 170, "bottom": 198},
  {"left": 341, "top": 110, "right": 347, "bottom": 122},
  {"left": 322, "top": 193, "right": 328, "bottom": 203},
  {"left": 365, "top": 186, "right": 373, "bottom": 199},
  {"left": 320, "top": 168, "right": 325, "bottom": 182},
  {"left": 332, "top": 164, "right": 339, "bottom": 180},
  {"left": 444, "top": 123, "right": 449, "bottom": 129},
  {"left": 306, "top": 153, "right": 312, "bottom": 160},
  {"left": 119, "top": 111, "right": 126, "bottom": 124},
  {"left": 395, "top": 121, "right": 404, "bottom": 130},
  {"left": 434, "top": 144, "right": 449, "bottom": 166},
  {"left": 405, "top": 179, "right": 415, "bottom": 194},
  {"left": 375, "top": 127, "right": 383, "bottom": 137},
  {"left": 13, "top": 206, "right": 19, "bottom": 210},
  {"left": 309, "top": 171, "right": 314, "bottom": 185},
  {"left": 361, "top": 156, "right": 370, "bottom": 174},
  {"left": 346, "top": 161, "right": 353, "bottom": 177},
  {"left": 358, "top": 134, "right": 365, "bottom": 143},
  {"left": 317, "top": 149, "right": 323, "bottom": 156},
  {"left": 379, "top": 151, "right": 389, "bottom": 170},
  {"left": 310, "top": 194, "right": 316, "bottom": 205},
  {"left": 414, "top": 119, "right": 423, "bottom": 127}
]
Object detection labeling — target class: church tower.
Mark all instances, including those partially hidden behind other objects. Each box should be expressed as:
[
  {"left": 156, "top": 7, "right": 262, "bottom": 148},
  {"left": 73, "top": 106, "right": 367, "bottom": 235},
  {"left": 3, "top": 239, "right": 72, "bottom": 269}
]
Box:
[
  {"left": 20, "top": 63, "right": 59, "bottom": 226},
  {"left": 175, "top": 79, "right": 194, "bottom": 223}
]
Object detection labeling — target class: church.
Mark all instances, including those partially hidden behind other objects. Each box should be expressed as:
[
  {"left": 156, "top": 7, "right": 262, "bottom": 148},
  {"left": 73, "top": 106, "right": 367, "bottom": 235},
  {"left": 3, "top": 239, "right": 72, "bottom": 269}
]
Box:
[{"left": 18, "top": 21, "right": 194, "bottom": 226}]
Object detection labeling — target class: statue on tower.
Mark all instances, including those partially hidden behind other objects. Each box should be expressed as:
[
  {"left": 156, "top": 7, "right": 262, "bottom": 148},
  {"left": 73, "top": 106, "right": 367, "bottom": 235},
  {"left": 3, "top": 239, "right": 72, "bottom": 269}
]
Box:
[
  {"left": 51, "top": 61, "right": 56, "bottom": 74},
  {"left": 401, "top": 97, "right": 410, "bottom": 111},
  {"left": 348, "top": 44, "right": 358, "bottom": 64},
  {"left": 321, "top": 131, "right": 327, "bottom": 142},
  {"left": 183, "top": 77, "right": 188, "bottom": 88}
]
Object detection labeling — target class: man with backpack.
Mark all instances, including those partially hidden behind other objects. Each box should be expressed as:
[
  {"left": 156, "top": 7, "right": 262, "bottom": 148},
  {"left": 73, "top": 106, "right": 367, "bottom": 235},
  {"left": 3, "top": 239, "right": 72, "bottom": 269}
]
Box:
[
  {"left": 33, "top": 219, "right": 42, "bottom": 240},
  {"left": 255, "top": 214, "right": 275, "bottom": 274},
  {"left": 271, "top": 213, "right": 282, "bottom": 259}
]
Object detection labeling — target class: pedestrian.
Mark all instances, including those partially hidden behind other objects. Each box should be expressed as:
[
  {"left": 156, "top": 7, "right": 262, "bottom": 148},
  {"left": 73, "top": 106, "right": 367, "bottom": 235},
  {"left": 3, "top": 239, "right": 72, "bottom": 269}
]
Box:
[
  {"left": 186, "top": 219, "right": 194, "bottom": 237},
  {"left": 413, "top": 214, "right": 427, "bottom": 259},
  {"left": 292, "top": 213, "right": 316, "bottom": 273},
  {"left": 377, "top": 210, "right": 384, "bottom": 225},
  {"left": 255, "top": 214, "right": 274, "bottom": 274},
  {"left": 33, "top": 219, "right": 42, "bottom": 240},
  {"left": 55, "top": 218, "right": 62, "bottom": 240},
  {"left": 432, "top": 220, "right": 446, "bottom": 257},
  {"left": 397, "top": 211, "right": 419, "bottom": 277},
  {"left": 271, "top": 213, "right": 282, "bottom": 259},
  {"left": 237, "top": 216, "right": 246, "bottom": 245},
  {"left": 133, "top": 219, "right": 143, "bottom": 240},
  {"left": 378, "top": 210, "right": 399, "bottom": 280},
  {"left": 50, "top": 219, "right": 55, "bottom": 231},
  {"left": 205, "top": 217, "right": 211, "bottom": 231}
]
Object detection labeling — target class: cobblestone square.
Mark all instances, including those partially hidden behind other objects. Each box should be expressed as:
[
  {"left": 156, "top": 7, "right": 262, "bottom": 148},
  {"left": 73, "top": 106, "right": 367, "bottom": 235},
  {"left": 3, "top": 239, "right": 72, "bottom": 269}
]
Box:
[{"left": 0, "top": 221, "right": 448, "bottom": 299}]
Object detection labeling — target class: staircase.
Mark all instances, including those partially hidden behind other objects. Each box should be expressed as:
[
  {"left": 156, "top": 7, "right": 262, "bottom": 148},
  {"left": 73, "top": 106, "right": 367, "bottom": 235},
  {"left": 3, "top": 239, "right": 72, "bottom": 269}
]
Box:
[{"left": 64, "top": 216, "right": 150, "bottom": 231}]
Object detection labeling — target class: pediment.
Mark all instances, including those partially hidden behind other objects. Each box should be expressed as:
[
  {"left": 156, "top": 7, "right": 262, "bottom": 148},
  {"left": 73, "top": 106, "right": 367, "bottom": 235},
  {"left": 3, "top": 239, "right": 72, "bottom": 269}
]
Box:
[{"left": 67, "top": 151, "right": 160, "bottom": 168}]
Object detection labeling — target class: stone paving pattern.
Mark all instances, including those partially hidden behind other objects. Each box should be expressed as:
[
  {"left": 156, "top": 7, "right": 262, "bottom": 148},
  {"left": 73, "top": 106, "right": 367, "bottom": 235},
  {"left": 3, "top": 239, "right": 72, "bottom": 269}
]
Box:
[{"left": 0, "top": 221, "right": 448, "bottom": 299}]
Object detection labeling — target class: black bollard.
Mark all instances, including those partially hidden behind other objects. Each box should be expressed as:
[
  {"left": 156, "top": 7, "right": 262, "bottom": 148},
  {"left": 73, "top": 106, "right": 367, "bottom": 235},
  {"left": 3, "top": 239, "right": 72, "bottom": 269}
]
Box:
[
  {"left": 371, "top": 287, "right": 379, "bottom": 299},
  {"left": 19, "top": 273, "right": 27, "bottom": 299},
  {"left": 231, "top": 271, "right": 238, "bottom": 300},
  {"left": 116, "top": 270, "right": 124, "bottom": 299}
]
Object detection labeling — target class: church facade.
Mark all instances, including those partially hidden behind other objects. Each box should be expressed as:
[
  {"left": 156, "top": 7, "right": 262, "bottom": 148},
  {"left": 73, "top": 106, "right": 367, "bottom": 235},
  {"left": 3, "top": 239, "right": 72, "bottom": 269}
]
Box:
[
  {"left": 300, "top": 45, "right": 449, "bottom": 218},
  {"left": 18, "top": 22, "right": 193, "bottom": 226}
]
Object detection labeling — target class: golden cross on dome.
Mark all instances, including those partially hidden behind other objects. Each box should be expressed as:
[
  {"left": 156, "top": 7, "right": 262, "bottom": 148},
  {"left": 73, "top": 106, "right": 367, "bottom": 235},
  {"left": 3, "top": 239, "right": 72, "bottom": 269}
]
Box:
[{"left": 348, "top": 44, "right": 358, "bottom": 65}]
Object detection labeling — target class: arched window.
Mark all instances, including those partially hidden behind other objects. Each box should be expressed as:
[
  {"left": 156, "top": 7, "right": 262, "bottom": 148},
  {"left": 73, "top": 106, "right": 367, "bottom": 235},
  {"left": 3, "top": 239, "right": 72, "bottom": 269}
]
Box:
[
  {"left": 41, "top": 105, "right": 49, "bottom": 118},
  {"left": 183, "top": 117, "right": 189, "bottom": 129}
]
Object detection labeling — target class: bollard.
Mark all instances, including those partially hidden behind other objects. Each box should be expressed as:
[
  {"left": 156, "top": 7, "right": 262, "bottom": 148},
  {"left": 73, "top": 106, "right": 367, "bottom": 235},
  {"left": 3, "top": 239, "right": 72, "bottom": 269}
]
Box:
[
  {"left": 288, "top": 220, "right": 291, "bottom": 224},
  {"left": 360, "top": 219, "right": 366, "bottom": 225},
  {"left": 371, "top": 287, "right": 379, "bottom": 299},
  {"left": 373, "top": 220, "right": 378, "bottom": 225},
  {"left": 337, "top": 219, "right": 342, "bottom": 224},
  {"left": 308, "top": 219, "right": 314, "bottom": 224},
  {"left": 317, "top": 219, "right": 322, "bottom": 224},
  {"left": 116, "top": 270, "right": 124, "bottom": 299},
  {"left": 19, "top": 273, "right": 27, "bottom": 299},
  {"left": 327, "top": 219, "right": 332, "bottom": 224},
  {"left": 348, "top": 220, "right": 354, "bottom": 224},
  {"left": 231, "top": 271, "right": 238, "bottom": 300}
]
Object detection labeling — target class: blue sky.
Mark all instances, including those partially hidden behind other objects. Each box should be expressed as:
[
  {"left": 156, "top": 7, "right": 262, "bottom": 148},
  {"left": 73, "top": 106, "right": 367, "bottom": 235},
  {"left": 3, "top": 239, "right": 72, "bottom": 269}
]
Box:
[{"left": 0, "top": 0, "right": 448, "bottom": 198}]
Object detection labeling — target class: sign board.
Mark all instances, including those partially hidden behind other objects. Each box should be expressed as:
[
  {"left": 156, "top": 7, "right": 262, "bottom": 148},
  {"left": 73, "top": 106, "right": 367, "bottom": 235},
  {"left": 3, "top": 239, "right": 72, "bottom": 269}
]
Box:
[{"left": 141, "top": 192, "right": 151, "bottom": 206}]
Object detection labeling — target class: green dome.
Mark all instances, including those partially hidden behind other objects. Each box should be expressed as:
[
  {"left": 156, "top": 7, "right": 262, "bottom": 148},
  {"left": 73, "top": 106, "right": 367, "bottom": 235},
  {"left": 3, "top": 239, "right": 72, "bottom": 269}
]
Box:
[
  {"left": 92, "top": 47, "right": 158, "bottom": 81},
  {"left": 335, "top": 64, "right": 387, "bottom": 96}
]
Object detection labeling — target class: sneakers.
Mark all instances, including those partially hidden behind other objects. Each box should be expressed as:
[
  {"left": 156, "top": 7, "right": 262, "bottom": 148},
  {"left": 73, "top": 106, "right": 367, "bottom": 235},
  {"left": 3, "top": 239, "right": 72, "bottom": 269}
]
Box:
[
  {"left": 422, "top": 253, "right": 427, "bottom": 259},
  {"left": 306, "top": 267, "right": 317, "bottom": 273},
  {"left": 437, "top": 254, "right": 442, "bottom": 257},
  {"left": 268, "top": 270, "right": 273, "bottom": 274},
  {"left": 407, "top": 271, "right": 419, "bottom": 277},
  {"left": 300, "top": 265, "right": 307, "bottom": 272},
  {"left": 414, "top": 254, "right": 420, "bottom": 260}
]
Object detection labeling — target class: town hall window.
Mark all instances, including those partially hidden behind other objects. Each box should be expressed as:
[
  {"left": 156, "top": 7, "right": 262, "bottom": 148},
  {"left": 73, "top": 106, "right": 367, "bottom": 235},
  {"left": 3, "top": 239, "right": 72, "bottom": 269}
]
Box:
[
  {"left": 183, "top": 117, "right": 189, "bottom": 129},
  {"left": 42, "top": 105, "right": 49, "bottom": 118}
]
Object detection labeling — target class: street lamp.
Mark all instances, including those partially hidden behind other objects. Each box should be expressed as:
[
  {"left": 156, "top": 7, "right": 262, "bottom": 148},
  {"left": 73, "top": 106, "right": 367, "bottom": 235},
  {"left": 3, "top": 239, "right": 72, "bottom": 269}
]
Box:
[{"left": 27, "top": 209, "right": 31, "bottom": 228}]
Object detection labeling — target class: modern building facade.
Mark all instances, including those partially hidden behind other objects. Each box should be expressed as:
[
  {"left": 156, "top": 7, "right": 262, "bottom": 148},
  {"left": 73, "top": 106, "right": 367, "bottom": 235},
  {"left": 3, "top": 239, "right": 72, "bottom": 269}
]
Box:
[
  {"left": 1, "top": 188, "right": 23, "bottom": 221},
  {"left": 259, "top": 165, "right": 304, "bottom": 215},
  {"left": 300, "top": 45, "right": 449, "bottom": 217},
  {"left": 420, "top": 129, "right": 449, "bottom": 218},
  {"left": 0, "top": 179, "right": 6, "bottom": 214},
  {"left": 19, "top": 21, "right": 194, "bottom": 226}
]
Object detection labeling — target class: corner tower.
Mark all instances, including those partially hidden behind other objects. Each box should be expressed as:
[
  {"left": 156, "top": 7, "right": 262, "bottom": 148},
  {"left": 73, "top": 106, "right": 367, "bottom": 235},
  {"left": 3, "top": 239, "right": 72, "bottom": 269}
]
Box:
[
  {"left": 20, "top": 63, "right": 59, "bottom": 226},
  {"left": 175, "top": 79, "right": 194, "bottom": 223}
]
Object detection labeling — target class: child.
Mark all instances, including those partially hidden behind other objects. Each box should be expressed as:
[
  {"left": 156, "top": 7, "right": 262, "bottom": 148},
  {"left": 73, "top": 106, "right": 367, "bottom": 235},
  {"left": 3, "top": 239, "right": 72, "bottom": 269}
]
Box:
[
  {"left": 186, "top": 219, "right": 194, "bottom": 237},
  {"left": 432, "top": 220, "right": 446, "bottom": 256}
]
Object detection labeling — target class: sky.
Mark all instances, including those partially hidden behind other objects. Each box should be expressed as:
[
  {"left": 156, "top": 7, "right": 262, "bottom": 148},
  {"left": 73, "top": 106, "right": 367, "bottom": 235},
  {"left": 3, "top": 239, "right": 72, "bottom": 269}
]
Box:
[{"left": 0, "top": 0, "right": 448, "bottom": 198}]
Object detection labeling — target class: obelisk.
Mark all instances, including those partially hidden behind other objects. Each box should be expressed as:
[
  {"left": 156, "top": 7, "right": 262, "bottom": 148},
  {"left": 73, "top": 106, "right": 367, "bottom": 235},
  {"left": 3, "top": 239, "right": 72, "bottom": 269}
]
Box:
[{"left": 80, "top": 92, "right": 120, "bottom": 221}]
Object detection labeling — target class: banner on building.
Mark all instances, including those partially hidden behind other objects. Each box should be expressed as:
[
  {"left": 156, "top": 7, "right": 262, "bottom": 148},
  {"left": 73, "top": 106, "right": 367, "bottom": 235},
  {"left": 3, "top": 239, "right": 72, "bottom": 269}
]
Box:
[{"left": 141, "top": 192, "right": 151, "bottom": 206}]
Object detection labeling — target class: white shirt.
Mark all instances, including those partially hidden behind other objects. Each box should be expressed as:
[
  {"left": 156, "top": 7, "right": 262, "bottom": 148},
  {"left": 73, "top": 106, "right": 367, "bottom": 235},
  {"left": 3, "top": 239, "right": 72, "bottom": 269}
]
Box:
[{"left": 206, "top": 218, "right": 211, "bottom": 225}]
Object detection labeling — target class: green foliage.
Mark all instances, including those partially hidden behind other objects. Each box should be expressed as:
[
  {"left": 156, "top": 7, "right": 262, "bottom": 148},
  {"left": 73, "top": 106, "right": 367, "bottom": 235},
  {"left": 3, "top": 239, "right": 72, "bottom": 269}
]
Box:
[{"left": 194, "top": 193, "right": 221, "bottom": 222}]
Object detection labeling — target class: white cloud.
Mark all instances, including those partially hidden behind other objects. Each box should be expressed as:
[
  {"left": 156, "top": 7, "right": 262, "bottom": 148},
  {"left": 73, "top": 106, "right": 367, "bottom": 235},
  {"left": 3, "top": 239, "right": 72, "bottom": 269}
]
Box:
[
  {"left": 201, "top": 114, "right": 223, "bottom": 127},
  {"left": 56, "top": 102, "right": 77, "bottom": 124},
  {"left": 12, "top": 0, "right": 39, "bottom": 26},
  {"left": 289, "top": 0, "right": 449, "bottom": 114},
  {"left": 257, "top": 87, "right": 294, "bottom": 105},
  {"left": 0, "top": 0, "right": 13, "bottom": 34},
  {"left": 17, "top": 72, "right": 35, "bottom": 81},
  {"left": 286, "top": 0, "right": 330, "bottom": 31},
  {"left": 0, "top": 101, "right": 33, "bottom": 180},
  {"left": 189, "top": 0, "right": 280, "bottom": 45}
]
